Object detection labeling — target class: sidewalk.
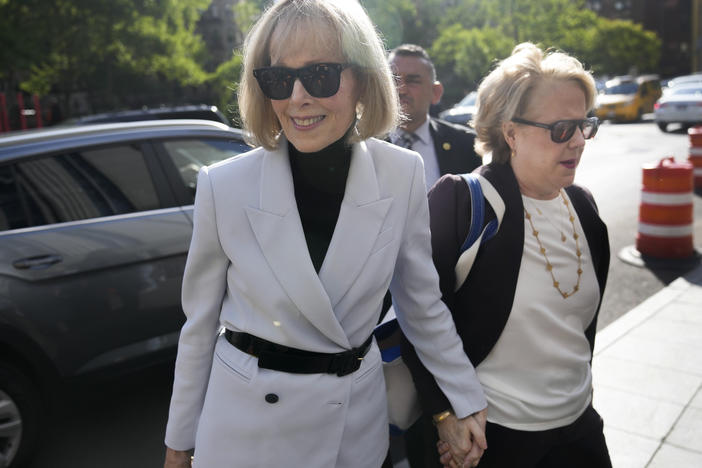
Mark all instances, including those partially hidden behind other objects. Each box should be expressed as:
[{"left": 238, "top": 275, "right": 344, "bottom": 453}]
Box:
[{"left": 592, "top": 261, "right": 702, "bottom": 467}]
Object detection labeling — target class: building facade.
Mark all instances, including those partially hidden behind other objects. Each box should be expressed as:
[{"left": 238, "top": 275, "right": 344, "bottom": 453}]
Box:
[
  {"left": 586, "top": 0, "right": 693, "bottom": 77},
  {"left": 197, "top": 0, "right": 240, "bottom": 71}
]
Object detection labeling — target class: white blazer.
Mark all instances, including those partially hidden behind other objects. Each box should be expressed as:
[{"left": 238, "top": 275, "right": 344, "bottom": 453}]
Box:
[{"left": 164, "top": 137, "right": 486, "bottom": 467}]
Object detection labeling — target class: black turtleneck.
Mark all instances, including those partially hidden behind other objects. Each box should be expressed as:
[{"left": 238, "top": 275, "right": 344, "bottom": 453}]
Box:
[{"left": 288, "top": 134, "right": 352, "bottom": 272}]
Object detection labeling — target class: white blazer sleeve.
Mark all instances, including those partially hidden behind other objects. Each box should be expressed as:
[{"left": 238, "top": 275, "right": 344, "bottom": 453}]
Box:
[
  {"left": 390, "top": 156, "right": 487, "bottom": 419},
  {"left": 165, "top": 166, "right": 230, "bottom": 450}
]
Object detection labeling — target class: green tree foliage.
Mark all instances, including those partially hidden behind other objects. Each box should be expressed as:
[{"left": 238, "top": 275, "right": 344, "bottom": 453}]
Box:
[
  {"left": 1, "top": 0, "right": 664, "bottom": 120},
  {"left": 1, "top": 0, "right": 212, "bottom": 115},
  {"left": 363, "top": 0, "right": 415, "bottom": 49},
  {"left": 589, "top": 19, "right": 661, "bottom": 76},
  {"left": 431, "top": 25, "right": 514, "bottom": 104},
  {"left": 209, "top": 53, "right": 244, "bottom": 126},
  {"left": 363, "top": 0, "right": 443, "bottom": 49},
  {"left": 425, "top": 0, "right": 660, "bottom": 106},
  {"left": 233, "top": 0, "right": 266, "bottom": 38},
  {"left": 0, "top": 0, "right": 53, "bottom": 91},
  {"left": 125, "top": 0, "right": 211, "bottom": 85}
]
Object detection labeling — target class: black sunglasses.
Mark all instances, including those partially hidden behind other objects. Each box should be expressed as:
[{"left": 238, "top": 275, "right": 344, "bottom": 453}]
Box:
[
  {"left": 253, "top": 62, "right": 349, "bottom": 100},
  {"left": 511, "top": 116, "right": 599, "bottom": 143}
]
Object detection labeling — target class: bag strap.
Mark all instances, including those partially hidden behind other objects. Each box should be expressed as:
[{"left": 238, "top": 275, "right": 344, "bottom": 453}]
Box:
[
  {"left": 459, "top": 174, "right": 486, "bottom": 253},
  {"left": 454, "top": 174, "right": 505, "bottom": 291}
]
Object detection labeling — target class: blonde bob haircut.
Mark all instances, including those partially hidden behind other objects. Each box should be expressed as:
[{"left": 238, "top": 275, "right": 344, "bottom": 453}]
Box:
[
  {"left": 238, "top": 0, "right": 399, "bottom": 150},
  {"left": 473, "top": 42, "right": 597, "bottom": 164}
]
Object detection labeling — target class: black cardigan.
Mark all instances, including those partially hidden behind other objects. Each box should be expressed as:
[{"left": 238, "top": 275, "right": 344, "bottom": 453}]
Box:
[{"left": 401, "top": 161, "right": 610, "bottom": 416}]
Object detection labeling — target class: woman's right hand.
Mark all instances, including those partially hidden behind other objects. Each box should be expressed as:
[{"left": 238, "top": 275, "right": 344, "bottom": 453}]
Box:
[
  {"left": 437, "top": 440, "right": 455, "bottom": 468},
  {"left": 435, "top": 409, "right": 488, "bottom": 467},
  {"left": 164, "top": 447, "right": 192, "bottom": 468}
]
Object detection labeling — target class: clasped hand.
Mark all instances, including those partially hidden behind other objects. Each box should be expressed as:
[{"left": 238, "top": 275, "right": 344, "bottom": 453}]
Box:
[
  {"left": 164, "top": 447, "right": 192, "bottom": 468},
  {"left": 435, "top": 408, "right": 488, "bottom": 468}
]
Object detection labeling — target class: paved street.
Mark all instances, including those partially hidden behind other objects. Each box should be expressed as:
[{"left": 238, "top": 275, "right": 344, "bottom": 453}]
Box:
[
  {"left": 27, "top": 120, "right": 702, "bottom": 468},
  {"left": 575, "top": 120, "right": 701, "bottom": 329},
  {"left": 27, "top": 362, "right": 174, "bottom": 468}
]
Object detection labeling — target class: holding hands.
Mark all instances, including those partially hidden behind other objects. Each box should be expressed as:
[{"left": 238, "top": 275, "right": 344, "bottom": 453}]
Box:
[
  {"left": 164, "top": 448, "right": 192, "bottom": 468},
  {"left": 435, "top": 408, "right": 488, "bottom": 468}
]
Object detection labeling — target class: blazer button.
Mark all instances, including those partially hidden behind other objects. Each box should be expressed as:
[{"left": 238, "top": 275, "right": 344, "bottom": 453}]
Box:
[{"left": 265, "top": 393, "right": 279, "bottom": 404}]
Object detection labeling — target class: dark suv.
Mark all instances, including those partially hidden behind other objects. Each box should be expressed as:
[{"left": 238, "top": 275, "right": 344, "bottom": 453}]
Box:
[
  {"left": 62, "top": 104, "right": 230, "bottom": 126},
  {"left": 0, "top": 120, "right": 250, "bottom": 467}
]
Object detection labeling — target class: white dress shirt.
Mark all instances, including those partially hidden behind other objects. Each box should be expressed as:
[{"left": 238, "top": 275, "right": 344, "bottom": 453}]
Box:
[{"left": 392, "top": 117, "right": 440, "bottom": 189}]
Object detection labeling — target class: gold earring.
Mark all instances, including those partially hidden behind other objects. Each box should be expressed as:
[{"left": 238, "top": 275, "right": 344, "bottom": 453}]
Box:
[{"left": 511, "top": 148, "right": 516, "bottom": 158}]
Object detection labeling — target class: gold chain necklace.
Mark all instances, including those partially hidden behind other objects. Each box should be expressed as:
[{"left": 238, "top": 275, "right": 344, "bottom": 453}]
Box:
[
  {"left": 526, "top": 198, "right": 568, "bottom": 243},
  {"left": 523, "top": 190, "right": 583, "bottom": 299}
]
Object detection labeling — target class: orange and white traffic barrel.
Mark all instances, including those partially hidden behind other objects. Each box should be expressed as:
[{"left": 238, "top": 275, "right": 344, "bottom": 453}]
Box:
[
  {"left": 636, "top": 157, "right": 694, "bottom": 259},
  {"left": 689, "top": 126, "right": 702, "bottom": 188}
]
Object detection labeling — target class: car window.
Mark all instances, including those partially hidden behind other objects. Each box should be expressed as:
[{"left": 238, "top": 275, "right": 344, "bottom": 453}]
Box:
[
  {"left": 0, "top": 144, "right": 160, "bottom": 231},
  {"left": 603, "top": 82, "right": 638, "bottom": 95},
  {"left": 458, "top": 92, "right": 477, "bottom": 107},
  {"left": 671, "top": 86, "right": 702, "bottom": 96},
  {"left": 0, "top": 165, "right": 24, "bottom": 231},
  {"left": 162, "top": 138, "right": 250, "bottom": 200},
  {"left": 670, "top": 76, "right": 702, "bottom": 87}
]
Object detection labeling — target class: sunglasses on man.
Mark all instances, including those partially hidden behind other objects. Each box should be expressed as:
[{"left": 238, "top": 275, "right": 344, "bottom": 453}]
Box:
[
  {"left": 253, "top": 62, "right": 349, "bottom": 100},
  {"left": 511, "top": 116, "right": 599, "bottom": 143}
]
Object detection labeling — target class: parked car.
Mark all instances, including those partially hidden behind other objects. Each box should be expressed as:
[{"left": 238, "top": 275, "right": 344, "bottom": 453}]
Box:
[
  {"left": 61, "top": 104, "right": 230, "bottom": 126},
  {"left": 438, "top": 91, "right": 477, "bottom": 126},
  {"left": 0, "top": 120, "right": 250, "bottom": 467},
  {"left": 664, "top": 74, "right": 702, "bottom": 92},
  {"left": 654, "top": 84, "right": 702, "bottom": 132},
  {"left": 594, "top": 75, "right": 662, "bottom": 122}
]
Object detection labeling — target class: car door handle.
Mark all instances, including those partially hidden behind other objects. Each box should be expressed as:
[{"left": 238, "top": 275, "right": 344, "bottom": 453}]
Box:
[{"left": 12, "top": 254, "right": 63, "bottom": 270}]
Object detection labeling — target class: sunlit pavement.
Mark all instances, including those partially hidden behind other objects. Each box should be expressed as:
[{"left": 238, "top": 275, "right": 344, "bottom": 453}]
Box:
[{"left": 592, "top": 261, "right": 702, "bottom": 467}]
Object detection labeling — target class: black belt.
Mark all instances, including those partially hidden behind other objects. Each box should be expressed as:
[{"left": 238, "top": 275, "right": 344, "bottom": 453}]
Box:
[{"left": 224, "top": 330, "right": 373, "bottom": 377}]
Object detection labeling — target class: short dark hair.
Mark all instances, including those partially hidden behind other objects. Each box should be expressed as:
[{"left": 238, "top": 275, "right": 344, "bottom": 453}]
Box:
[{"left": 388, "top": 44, "right": 436, "bottom": 81}]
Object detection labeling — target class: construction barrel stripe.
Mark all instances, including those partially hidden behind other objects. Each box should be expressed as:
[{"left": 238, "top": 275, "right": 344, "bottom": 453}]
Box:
[
  {"left": 636, "top": 157, "right": 694, "bottom": 259},
  {"left": 690, "top": 126, "right": 702, "bottom": 188},
  {"left": 640, "top": 192, "right": 694, "bottom": 206},
  {"left": 638, "top": 223, "right": 694, "bottom": 237}
]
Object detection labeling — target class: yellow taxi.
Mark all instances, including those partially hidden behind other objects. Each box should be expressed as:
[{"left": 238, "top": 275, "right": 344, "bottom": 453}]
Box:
[{"left": 594, "top": 75, "right": 662, "bottom": 122}]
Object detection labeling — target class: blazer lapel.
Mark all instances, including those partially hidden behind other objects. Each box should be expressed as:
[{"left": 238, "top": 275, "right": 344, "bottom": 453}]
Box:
[
  {"left": 429, "top": 119, "right": 450, "bottom": 175},
  {"left": 319, "top": 140, "right": 393, "bottom": 309},
  {"left": 245, "top": 143, "right": 350, "bottom": 348}
]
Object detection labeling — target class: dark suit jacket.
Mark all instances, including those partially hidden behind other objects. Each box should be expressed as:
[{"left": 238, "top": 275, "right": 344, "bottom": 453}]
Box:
[
  {"left": 379, "top": 118, "right": 483, "bottom": 318},
  {"left": 428, "top": 118, "right": 482, "bottom": 177},
  {"left": 402, "top": 161, "right": 610, "bottom": 416}
]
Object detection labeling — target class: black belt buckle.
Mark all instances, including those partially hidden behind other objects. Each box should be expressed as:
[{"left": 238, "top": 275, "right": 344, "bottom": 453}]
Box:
[
  {"left": 332, "top": 336, "right": 372, "bottom": 376},
  {"left": 330, "top": 351, "right": 363, "bottom": 377}
]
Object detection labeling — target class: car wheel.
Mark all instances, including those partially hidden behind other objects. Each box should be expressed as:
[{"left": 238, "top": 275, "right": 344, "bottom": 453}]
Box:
[
  {"left": 0, "top": 363, "right": 43, "bottom": 468},
  {"left": 657, "top": 122, "right": 668, "bottom": 132}
]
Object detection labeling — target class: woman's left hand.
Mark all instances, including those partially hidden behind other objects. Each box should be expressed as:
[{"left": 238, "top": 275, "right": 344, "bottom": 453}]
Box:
[
  {"left": 436, "top": 408, "right": 488, "bottom": 467},
  {"left": 437, "top": 439, "right": 455, "bottom": 467},
  {"left": 164, "top": 448, "right": 192, "bottom": 468}
]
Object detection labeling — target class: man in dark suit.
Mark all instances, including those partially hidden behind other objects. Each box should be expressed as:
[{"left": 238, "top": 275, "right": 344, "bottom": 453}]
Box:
[
  {"left": 385, "top": 44, "right": 483, "bottom": 468},
  {"left": 388, "top": 44, "right": 481, "bottom": 188}
]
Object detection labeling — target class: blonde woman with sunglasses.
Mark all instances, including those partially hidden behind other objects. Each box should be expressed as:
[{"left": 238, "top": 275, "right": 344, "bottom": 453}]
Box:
[
  {"left": 401, "top": 43, "right": 613, "bottom": 468},
  {"left": 163, "top": 1, "right": 489, "bottom": 467}
]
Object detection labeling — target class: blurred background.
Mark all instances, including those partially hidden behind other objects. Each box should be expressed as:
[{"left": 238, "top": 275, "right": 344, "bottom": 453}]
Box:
[{"left": 0, "top": 0, "right": 698, "bottom": 131}]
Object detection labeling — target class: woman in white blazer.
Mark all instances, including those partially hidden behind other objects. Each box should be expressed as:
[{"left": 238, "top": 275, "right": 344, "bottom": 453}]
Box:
[{"left": 164, "top": 1, "right": 487, "bottom": 467}]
